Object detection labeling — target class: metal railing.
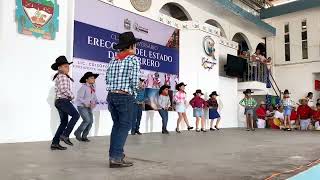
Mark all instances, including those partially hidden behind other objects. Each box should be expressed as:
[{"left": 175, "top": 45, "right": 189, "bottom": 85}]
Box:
[{"left": 240, "top": 60, "right": 268, "bottom": 83}]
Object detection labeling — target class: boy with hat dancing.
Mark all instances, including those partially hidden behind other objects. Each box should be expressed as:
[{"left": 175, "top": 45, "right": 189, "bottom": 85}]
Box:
[
  {"left": 106, "top": 32, "right": 141, "bottom": 168},
  {"left": 74, "top": 72, "right": 99, "bottom": 142},
  {"left": 50, "top": 56, "right": 80, "bottom": 150},
  {"left": 239, "top": 89, "right": 257, "bottom": 131}
]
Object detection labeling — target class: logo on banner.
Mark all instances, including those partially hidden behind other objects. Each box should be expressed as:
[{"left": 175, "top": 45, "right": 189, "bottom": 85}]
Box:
[
  {"left": 133, "top": 23, "right": 149, "bottom": 34},
  {"left": 130, "top": 0, "right": 152, "bottom": 12},
  {"left": 16, "top": 0, "right": 59, "bottom": 40},
  {"left": 202, "top": 36, "right": 217, "bottom": 70},
  {"left": 124, "top": 19, "right": 132, "bottom": 30}
]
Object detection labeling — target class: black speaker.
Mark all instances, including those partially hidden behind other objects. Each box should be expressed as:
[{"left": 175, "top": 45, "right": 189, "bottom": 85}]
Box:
[{"left": 224, "top": 54, "right": 247, "bottom": 77}]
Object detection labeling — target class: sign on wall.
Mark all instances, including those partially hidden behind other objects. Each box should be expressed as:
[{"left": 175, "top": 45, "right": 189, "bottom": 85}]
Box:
[
  {"left": 73, "top": 0, "right": 180, "bottom": 110},
  {"left": 202, "top": 36, "right": 217, "bottom": 70},
  {"left": 16, "top": 0, "right": 59, "bottom": 40},
  {"left": 315, "top": 80, "right": 320, "bottom": 91}
]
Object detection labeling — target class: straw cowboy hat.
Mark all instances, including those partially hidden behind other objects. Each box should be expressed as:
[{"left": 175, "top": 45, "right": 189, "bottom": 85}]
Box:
[
  {"left": 113, "top": 32, "right": 142, "bottom": 50},
  {"left": 79, "top": 72, "right": 99, "bottom": 83},
  {"left": 51, "top": 56, "right": 73, "bottom": 71}
]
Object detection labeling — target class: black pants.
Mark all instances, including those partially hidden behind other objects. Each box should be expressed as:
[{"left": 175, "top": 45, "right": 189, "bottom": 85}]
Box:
[{"left": 52, "top": 99, "right": 80, "bottom": 144}]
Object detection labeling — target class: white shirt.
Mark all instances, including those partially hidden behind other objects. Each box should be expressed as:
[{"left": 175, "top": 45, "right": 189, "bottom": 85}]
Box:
[{"left": 274, "top": 110, "right": 284, "bottom": 120}]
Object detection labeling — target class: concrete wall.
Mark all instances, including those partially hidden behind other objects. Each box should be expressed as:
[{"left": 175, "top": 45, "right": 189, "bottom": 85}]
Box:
[
  {"left": 265, "top": 7, "right": 320, "bottom": 102},
  {"left": 0, "top": 0, "right": 265, "bottom": 143}
]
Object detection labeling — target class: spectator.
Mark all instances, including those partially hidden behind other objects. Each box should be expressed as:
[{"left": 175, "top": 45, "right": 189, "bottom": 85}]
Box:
[{"left": 256, "top": 101, "right": 267, "bottom": 128}]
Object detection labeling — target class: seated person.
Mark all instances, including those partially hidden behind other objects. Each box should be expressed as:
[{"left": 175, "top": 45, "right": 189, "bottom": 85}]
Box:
[{"left": 312, "top": 103, "right": 320, "bottom": 130}]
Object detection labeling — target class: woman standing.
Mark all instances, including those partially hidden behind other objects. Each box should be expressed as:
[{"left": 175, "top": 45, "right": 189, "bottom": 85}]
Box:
[{"left": 174, "top": 83, "right": 193, "bottom": 133}]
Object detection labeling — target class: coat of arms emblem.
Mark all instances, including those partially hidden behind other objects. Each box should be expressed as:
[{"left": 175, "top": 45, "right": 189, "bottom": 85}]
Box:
[{"left": 16, "top": 0, "right": 59, "bottom": 40}]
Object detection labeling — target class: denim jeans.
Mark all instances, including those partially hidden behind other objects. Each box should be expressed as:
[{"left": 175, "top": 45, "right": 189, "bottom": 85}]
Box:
[
  {"left": 158, "top": 109, "right": 168, "bottom": 130},
  {"left": 107, "top": 93, "right": 134, "bottom": 161},
  {"left": 132, "top": 103, "right": 143, "bottom": 133},
  {"left": 52, "top": 99, "right": 80, "bottom": 144},
  {"left": 75, "top": 106, "right": 94, "bottom": 138}
]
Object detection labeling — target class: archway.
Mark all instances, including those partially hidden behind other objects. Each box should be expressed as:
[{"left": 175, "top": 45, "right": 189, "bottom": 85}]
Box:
[
  {"left": 232, "top": 33, "right": 252, "bottom": 56},
  {"left": 160, "top": 3, "right": 192, "bottom": 21},
  {"left": 205, "top": 19, "right": 227, "bottom": 38}
]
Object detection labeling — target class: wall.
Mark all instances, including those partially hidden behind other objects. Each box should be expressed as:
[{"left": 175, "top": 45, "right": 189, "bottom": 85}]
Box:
[
  {"left": 265, "top": 7, "right": 320, "bottom": 102},
  {"left": 0, "top": 0, "right": 73, "bottom": 143},
  {"left": 0, "top": 0, "right": 265, "bottom": 143}
]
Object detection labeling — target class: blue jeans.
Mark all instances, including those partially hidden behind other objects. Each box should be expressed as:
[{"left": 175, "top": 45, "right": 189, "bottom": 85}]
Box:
[
  {"left": 132, "top": 103, "right": 143, "bottom": 133},
  {"left": 107, "top": 93, "right": 134, "bottom": 161},
  {"left": 75, "top": 106, "right": 94, "bottom": 138},
  {"left": 158, "top": 109, "right": 168, "bottom": 130},
  {"left": 53, "top": 99, "right": 80, "bottom": 144}
]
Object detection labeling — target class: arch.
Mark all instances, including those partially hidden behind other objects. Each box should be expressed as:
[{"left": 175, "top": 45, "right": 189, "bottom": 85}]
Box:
[
  {"left": 232, "top": 32, "right": 252, "bottom": 56},
  {"left": 205, "top": 19, "right": 227, "bottom": 38},
  {"left": 159, "top": 2, "right": 192, "bottom": 21}
]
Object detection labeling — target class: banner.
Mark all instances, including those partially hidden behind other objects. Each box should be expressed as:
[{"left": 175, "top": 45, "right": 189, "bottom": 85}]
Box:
[{"left": 73, "top": 0, "right": 180, "bottom": 110}]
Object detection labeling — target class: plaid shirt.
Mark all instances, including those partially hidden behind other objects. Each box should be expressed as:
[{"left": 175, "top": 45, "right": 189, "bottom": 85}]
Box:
[
  {"left": 106, "top": 55, "right": 140, "bottom": 95},
  {"left": 239, "top": 97, "right": 257, "bottom": 108},
  {"left": 55, "top": 73, "right": 74, "bottom": 100}
]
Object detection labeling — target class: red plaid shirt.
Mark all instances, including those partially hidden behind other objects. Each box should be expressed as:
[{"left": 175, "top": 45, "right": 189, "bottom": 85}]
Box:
[{"left": 55, "top": 73, "right": 74, "bottom": 100}]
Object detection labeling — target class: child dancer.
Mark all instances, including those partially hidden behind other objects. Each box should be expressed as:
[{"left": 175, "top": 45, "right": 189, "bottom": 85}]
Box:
[
  {"left": 239, "top": 89, "right": 257, "bottom": 131},
  {"left": 282, "top": 89, "right": 294, "bottom": 131},
  {"left": 190, "top": 90, "right": 207, "bottom": 132},
  {"left": 50, "top": 56, "right": 80, "bottom": 150},
  {"left": 74, "top": 72, "right": 99, "bottom": 142},
  {"left": 174, "top": 82, "right": 193, "bottom": 133},
  {"left": 312, "top": 103, "right": 320, "bottom": 130},
  {"left": 158, "top": 85, "right": 171, "bottom": 134},
  {"left": 207, "top": 91, "right": 221, "bottom": 131}
]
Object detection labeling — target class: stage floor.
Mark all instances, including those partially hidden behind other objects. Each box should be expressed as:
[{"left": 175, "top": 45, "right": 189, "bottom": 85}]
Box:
[{"left": 1, "top": 129, "right": 320, "bottom": 180}]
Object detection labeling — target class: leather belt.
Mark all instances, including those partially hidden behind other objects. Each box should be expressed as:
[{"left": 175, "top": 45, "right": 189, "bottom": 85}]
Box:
[{"left": 111, "top": 90, "right": 130, "bottom": 95}]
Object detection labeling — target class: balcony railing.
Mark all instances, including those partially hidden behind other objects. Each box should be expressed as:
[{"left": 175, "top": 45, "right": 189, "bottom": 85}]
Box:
[{"left": 239, "top": 60, "right": 269, "bottom": 83}]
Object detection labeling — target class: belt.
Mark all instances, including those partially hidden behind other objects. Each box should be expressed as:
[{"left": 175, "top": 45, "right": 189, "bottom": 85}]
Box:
[{"left": 111, "top": 90, "right": 130, "bottom": 95}]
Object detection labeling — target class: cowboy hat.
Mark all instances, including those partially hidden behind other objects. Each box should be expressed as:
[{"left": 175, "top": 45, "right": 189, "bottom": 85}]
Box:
[
  {"left": 243, "top": 89, "right": 254, "bottom": 94},
  {"left": 139, "top": 78, "right": 145, "bottom": 82},
  {"left": 159, "top": 85, "right": 171, "bottom": 95},
  {"left": 260, "top": 101, "right": 266, "bottom": 105},
  {"left": 51, "top": 56, "right": 73, "bottom": 71},
  {"left": 209, "top": 91, "right": 219, "bottom": 97},
  {"left": 193, "top": 89, "right": 204, "bottom": 96},
  {"left": 175, "top": 82, "right": 187, "bottom": 90},
  {"left": 79, "top": 72, "right": 99, "bottom": 83},
  {"left": 113, "top": 32, "right": 142, "bottom": 50}
]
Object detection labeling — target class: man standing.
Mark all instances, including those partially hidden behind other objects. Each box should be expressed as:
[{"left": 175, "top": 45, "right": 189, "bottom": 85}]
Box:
[{"left": 106, "top": 32, "right": 141, "bottom": 168}]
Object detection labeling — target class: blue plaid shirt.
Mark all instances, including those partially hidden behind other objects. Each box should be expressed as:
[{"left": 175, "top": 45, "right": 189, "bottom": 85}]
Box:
[{"left": 106, "top": 55, "right": 140, "bottom": 95}]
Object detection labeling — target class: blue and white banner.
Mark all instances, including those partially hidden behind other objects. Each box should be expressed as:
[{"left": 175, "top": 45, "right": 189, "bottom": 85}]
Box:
[{"left": 72, "top": 0, "right": 180, "bottom": 110}]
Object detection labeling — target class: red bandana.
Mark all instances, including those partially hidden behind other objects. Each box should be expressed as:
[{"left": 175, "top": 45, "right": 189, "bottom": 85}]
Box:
[{"left": 115, "top": 51, "right": 134, "bottom": 61}]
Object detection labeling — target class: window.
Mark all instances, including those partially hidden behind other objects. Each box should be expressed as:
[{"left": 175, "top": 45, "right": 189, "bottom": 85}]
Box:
[
  {"left": 301, "top": 20, "right": 308, "bottom": 59},
  {"left": 284, "top": 24, "right": 290, "bottom": 61}
]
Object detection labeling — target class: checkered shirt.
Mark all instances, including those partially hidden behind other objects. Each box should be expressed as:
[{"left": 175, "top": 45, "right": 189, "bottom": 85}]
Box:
[
  {"left": 55, "top": 73, "right": 74, "bottom": 100},
  {"left": 106, "top": 55, "right": 140, "bottom": 95},
  {"left": 239, "top": 97, "right": 257, "bottom": 108}
]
